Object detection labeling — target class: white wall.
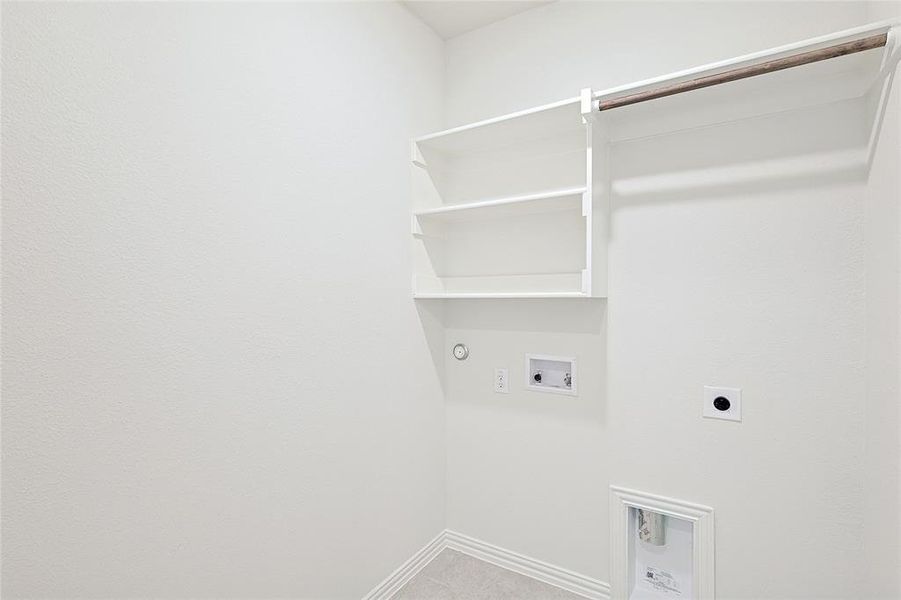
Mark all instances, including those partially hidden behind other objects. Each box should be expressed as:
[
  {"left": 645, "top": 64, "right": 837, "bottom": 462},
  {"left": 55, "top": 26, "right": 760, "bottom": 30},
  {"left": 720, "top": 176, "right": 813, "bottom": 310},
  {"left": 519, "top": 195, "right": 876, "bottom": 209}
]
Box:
[
  {"left": 443, "top": 1, "right": 900, "bottom": 597},
  {"left": 1, "top": 3, "right": 445, "bottom": 598},
  {"left": 864, "top": 2, "right": 901, "bottom": 595}
]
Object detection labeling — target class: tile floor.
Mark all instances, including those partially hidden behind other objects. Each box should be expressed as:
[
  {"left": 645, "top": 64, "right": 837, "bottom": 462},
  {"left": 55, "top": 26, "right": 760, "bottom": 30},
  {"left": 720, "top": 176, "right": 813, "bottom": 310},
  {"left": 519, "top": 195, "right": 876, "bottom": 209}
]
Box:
[{"left": 391, "top": 549, "right": 585, "bottom": 600}]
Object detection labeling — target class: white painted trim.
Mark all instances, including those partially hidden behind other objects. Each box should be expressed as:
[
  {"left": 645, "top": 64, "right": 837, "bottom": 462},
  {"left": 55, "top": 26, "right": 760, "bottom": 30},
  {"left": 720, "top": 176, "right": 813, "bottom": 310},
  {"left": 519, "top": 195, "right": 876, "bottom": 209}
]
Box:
[
  {"left": 361, "top": 529, "right": 611, "bottom": 600},
  {"left": 609, "top": 486, "right": 715, "bottom": 600},
  {"left": 445, "top": 530, "right": 610, "bottom": 600},
  {"left": 361, "top": 531, "right": 446, "bottom": 600}
]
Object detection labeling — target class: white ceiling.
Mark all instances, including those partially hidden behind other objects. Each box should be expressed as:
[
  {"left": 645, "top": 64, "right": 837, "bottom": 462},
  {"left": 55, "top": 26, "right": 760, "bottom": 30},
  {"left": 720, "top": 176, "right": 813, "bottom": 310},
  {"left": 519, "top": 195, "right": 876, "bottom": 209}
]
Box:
[{"left": 401, "top": 1, "right": 553, "bottom": 40}]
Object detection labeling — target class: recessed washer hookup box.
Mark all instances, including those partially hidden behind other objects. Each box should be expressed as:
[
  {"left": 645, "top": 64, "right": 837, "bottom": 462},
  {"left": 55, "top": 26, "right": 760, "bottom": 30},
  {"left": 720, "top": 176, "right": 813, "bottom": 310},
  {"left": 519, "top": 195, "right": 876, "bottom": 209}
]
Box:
[{"left": 525, "top": 354, "right": 576, "bottom": 396}]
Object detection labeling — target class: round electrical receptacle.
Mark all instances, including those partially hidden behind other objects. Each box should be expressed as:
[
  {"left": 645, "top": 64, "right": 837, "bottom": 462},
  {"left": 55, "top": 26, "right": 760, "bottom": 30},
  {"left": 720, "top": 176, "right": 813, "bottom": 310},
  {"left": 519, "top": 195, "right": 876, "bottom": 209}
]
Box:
[{"left": 713, "top": 396, "right": 731, "bottom": 411}]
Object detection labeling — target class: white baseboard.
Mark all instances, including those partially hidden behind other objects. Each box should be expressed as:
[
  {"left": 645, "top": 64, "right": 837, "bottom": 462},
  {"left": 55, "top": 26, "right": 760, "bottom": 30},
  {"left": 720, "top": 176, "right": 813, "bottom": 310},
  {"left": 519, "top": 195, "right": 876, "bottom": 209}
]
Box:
[
  {"left": 362, "top": 529, "right": 610, "bottom": 600},
  {"left": 362, "top": 530, "right": 447, "bottom": 600},
  {"left": 444, "top": 530, "right": 611, "bottom": 600}
]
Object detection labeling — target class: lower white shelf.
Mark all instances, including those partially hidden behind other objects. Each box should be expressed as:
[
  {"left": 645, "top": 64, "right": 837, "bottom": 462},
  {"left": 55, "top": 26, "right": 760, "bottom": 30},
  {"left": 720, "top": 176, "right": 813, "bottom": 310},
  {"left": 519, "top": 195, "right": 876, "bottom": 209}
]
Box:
[
  {"left": 413, "top": 273, "right": 593, "bottom": 299},
  {"left": 414, "top": 291, "right": 589, "bottom": 299},
  {"left": 413, "top": 187, "right": 586, "bottom": 223}
]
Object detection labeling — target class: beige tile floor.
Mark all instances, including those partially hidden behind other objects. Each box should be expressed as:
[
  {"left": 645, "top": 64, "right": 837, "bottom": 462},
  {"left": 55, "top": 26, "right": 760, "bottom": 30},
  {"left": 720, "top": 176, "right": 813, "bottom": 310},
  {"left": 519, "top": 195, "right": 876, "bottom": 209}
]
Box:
[{"left": 391, "top": 549, "right": 585, "bottom": 600}]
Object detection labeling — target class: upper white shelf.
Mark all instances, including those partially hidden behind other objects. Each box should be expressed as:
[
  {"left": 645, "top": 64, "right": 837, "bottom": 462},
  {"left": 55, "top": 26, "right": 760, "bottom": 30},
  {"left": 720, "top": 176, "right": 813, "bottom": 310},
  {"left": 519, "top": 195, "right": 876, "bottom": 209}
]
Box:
[
  {"left": 594, "top": 20, "right": 894, "bottom": 107},
  {"left": 598, "top": 20, "right": 897, "bottom": 142},
  {"left": 413, "top": 20, "right": 898, "bottom": 147},
  {"left": 413, "top": 97, "right": 584, "bottom": 156}
]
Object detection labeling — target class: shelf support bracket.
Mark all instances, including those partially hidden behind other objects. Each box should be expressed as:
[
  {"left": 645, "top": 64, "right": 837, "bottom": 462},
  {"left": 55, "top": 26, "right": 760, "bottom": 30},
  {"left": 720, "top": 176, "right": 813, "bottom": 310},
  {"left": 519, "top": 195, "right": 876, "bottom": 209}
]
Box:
[
  {"left": 411, "top": 141, "right": 426, "bottom": 168},
  {"left": 580, "top": 87, "right": 599, "bottom": 124},
  {"left": 581, "top": 269, "right": 591, "bottom": 295}
]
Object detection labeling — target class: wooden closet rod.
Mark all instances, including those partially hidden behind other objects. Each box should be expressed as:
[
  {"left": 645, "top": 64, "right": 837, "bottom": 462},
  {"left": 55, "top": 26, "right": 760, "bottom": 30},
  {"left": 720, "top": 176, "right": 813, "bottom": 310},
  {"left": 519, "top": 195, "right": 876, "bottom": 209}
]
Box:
[{"left": 597, "top": 33, "right": 888, "bottom": 112}]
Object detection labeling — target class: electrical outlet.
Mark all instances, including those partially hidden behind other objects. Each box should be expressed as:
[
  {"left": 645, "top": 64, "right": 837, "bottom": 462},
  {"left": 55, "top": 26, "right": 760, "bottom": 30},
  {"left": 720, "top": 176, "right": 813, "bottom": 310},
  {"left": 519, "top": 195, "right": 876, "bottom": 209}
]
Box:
[
  {"left": 495, "top": 369, "right": 509, "bottom": 394},
  {"left": 703, "top": 386, "right": 741, "bottom": 421}
]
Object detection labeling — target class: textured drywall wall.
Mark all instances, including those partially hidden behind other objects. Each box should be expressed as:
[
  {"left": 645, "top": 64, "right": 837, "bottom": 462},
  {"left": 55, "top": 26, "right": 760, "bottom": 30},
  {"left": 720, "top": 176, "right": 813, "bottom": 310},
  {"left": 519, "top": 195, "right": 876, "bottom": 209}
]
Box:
[
  {"left": 442, "top": 1, "right": 899, "bottom": 597},
  {"left": 863, "top": 2, "right": 901, "bottom": 596},
  {"left": 1, "top": 3, "right": 445, "bottom": 598}
]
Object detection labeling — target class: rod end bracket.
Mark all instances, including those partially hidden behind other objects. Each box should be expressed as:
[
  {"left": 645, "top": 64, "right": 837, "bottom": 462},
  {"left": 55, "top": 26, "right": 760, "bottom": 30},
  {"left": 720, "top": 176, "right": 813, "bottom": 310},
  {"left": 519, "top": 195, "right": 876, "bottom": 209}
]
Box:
[{"left": 580, "top": 87, "right": 599, "bottom": 123}]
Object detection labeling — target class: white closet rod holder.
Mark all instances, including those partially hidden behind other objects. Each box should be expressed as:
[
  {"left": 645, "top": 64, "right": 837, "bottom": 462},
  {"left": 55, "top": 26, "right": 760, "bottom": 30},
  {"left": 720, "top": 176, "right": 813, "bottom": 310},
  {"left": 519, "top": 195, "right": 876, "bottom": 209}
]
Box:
[{"left": 597, "top": 33, "right": 888, "bottom": 112}]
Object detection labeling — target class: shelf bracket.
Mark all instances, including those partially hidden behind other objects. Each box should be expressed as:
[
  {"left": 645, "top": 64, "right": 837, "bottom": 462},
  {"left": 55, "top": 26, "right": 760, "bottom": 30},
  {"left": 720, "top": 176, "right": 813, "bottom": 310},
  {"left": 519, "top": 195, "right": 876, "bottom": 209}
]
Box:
[
  {"left": 411, "top": 141, "right": 426, "bottom": 168},
  {"left": 580, "top": 87, "right": 599, "bottom": 124},
  {"left": 878, "top": 25, "right": 901, "bottom": 75}
]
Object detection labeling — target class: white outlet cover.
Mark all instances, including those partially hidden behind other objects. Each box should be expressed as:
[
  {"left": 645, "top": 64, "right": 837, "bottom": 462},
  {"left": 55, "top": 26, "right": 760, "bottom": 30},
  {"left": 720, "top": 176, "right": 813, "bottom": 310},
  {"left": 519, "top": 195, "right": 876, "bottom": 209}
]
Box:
[
  {"left": 495, "top": 368, "right": 509, "bottom": 394},
  {"left": 703, "top": 386, "right": 741, "bottom": 421}
]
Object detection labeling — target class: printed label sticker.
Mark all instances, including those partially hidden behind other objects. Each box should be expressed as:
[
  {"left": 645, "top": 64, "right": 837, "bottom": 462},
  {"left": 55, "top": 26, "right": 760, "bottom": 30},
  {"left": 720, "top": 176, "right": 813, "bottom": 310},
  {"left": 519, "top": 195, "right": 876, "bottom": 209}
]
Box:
[{"left": 642, "top": 566, "right": 682, "bottom": 596}]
